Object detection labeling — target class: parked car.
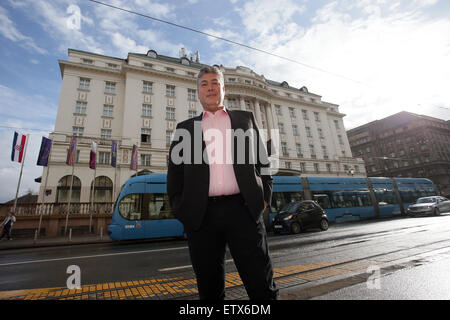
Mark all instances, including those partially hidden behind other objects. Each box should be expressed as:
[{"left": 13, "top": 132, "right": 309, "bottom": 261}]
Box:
[
  {"left": 272, "top": 200, "right": 328, "bottom": 234},
  {"left": 407, "top": 196, "right": 450, "bottom": 216}
]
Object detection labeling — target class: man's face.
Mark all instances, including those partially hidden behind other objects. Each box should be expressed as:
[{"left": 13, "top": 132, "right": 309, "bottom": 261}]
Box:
[{"left": 198, "top": 72, "right": 225, "bottom": 113}]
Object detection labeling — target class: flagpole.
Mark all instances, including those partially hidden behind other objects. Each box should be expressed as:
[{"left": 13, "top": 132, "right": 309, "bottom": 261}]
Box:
[
  {"left": 13, "top": 134, "right": 29, "bottom": 215},
  {"left": 37, "top": 140, "right": 53, "bottom": 237},
  {"left": 89, "top": 144, "right": 97, "bottom": 234},
  {"left": 64, "top": 163, "right": 75, "bottom": 236}
]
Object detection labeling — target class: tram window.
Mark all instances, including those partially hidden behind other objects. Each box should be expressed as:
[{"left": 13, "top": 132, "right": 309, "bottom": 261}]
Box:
[
  {"left": 374, "top": 189, "right": 398, "bottom": 204},
  {"left": 313, "top": 194, "right": 331, "bottom": 209},
  {"left": 399, "top": 189, "right": 416, "bottom": 203},
  {"left": 119, "top": 193, "right": 174, "bottom": 221},
  {"left": 146, "top": 194, "right": 173, "bottom": 220},
  {"left": 118, "top": 194, "right": 142, "bottom": 220},
  {"left": 329, "top": 191, "right": 372, "bottom": 208},
  {"left": 270, "top": 192, "right": 303, "bottom": 213}
]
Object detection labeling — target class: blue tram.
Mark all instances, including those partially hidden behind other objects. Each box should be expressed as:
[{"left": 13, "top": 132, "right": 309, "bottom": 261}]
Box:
[{"left": 108, "top": 174, "right": 436, "bottom": 241}]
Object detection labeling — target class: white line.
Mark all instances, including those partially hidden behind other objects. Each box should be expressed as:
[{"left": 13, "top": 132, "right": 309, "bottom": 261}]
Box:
[
  {"left": 0, "top": 246, "right": 188, "bottom": 267},
  {"left": 158, "top": 259, "right": 234, "bottom": 272}
]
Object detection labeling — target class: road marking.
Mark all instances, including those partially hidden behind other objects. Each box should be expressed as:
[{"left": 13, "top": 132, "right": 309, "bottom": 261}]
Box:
[
  {"left": 158, "top": 259, "right": 234, "bottom": 272},
  {"left": 0, "top": 246, "right": 188, "bottom": 267}
]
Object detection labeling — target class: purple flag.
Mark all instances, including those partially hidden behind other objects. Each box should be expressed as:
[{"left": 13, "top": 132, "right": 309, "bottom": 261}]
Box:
[
  {"left": 130, "top": 144, "right": 137, "bottom": 170},
  {"left": 111, "top": 141, "right": 117, "bottom": 167},
  {"left": 37, "top": 137, "right": 52, "bottom": 166},
  {"left": 89, "top": 141, "right": 97, "bottom": 169}
]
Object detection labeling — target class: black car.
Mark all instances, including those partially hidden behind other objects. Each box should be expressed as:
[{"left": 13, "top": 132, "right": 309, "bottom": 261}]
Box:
[{"left": 272, "top": 200, "right": 329, "bottom": 234}]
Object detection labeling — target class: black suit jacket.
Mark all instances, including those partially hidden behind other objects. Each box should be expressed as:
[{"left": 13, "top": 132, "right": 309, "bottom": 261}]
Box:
[{"left": 167, "top": 110, "right": 273, "bottom": 232}]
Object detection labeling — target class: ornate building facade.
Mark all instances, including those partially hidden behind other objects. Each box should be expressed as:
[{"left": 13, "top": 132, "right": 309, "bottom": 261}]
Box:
[{"left": 38, "top": 48, "right": 364, "bottom": 203}]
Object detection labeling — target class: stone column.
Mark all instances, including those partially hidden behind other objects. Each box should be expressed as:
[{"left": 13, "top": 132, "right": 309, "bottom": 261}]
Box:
[{"left": 240, "top": 96, "right": 246, "bottom": 111}]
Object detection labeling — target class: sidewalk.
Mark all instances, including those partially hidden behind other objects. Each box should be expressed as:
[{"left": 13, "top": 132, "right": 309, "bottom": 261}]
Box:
[{"left": 0, "top": 234, "right": 112, "bottom": 250}]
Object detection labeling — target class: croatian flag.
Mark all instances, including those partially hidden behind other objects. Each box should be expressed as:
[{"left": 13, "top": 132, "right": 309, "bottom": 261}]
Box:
[{"left": 11, "top": 132, "right": 27, "bottom": 163}]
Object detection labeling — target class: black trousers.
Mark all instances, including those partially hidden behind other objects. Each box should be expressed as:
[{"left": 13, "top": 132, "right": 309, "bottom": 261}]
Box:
[
  {"left": 0, "top": 226, "right": 11, "bottom": 240},
  {"left": 186, "top": 194, "right": 279, "bottom": 300}
]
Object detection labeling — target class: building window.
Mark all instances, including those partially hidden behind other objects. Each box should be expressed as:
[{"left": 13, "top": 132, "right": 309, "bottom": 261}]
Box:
[
  {"left": 188, "top": 89, "right": 196, "bottom": 100},
  {"left": 285, "top": 161, "right": 291, "bottom": 169},
  {"left": 142, "top": 104, "right": 152, "bottom": 117},
  {"left": 107, "top": 63, "right": 118, "bottom": 69},
  {"left": 278, "top": 123, "right": 285, "bottom": 134},
  {"left": 318, "top": 128, "right": 324, "bottom": 139},
  {"left": 166, "top": 85, "right": 175, "bottom": 97},
  {"left": 300, "top": 162, "right": 306, "bottom": 172},
  {"left": 82, "top": 59, "right": 93, "bottom": 65},
  {"left": 140, "top": 154, "right": 151, "bottom": 166},
  {"left": 275, "top": 105, "right": 282, "bottom": 115},
  {"left": 103, "top": 105, "right": 113, "bottom": 117},
  {"left": 105, "top": 81, "right": 116, "bottom": 94},
  {"left": 289, "top": 107, "right": 295, "bottom": 118},
  {"left": 309, "top": 144, "right": 316, "bottom": 157},
  {"left": 296, "top": 143, "right": 302, "bottom": 156},
  {"left": 75, "top": 101, "right": 87, "bottom": 115},
  {"left": 143, "top": 81, "right": 153, "bottom": 94},
  {"left": 245, "top": 101, "right": 252, "bottom": 111},
  {"left": 302, "top": 110, "right": 308, "bottom": 120},
  {"left": 281, "top": 142, "right": 288, "bottom": 156},
  {"left": 101, "top": 129, "right": 112, "bottom": 140},
  {"left": 314, "top": 112, "right": 320, "bottom": 122},
  {"left": 79, "top": 78, "right": 90, "bottom": 90},
  {"left": 166, "top": 107, "right": 176, "bottom": 120},
  {"left": 292, "top": 125, "right": 298, "bottom": 136},
  {"left": 338, "top": 135, "right": 344, "bottom": 145},
  {"left": 228, "top": 98, "right": 237, "bottom": 108},
  {"left": 314, "top": 163, "right": 320, "bottom": 173},
  {"left": 334, "top": 120, "right": 339, "bottom": 129},
  {"left": 326, "top": 163, "right": 332, "bottom": 172},
  {"left": 306, "top": 127, "right": 312, "bottom": 137},
  {"left": 98, "top": 152, "right": 110, "bottom": 164},
  {"left": 322, "top": 146, "right": 328, "bottom": 158},
  {"left": 141, "top": 129, "right": 151, "bottom": 143},
  {"left": 187, "top": 71, "right": 195, "bottom": 77},
  {"left": 188, "top": 110, "right": 197, "bottom": 118},
  {"left": 166, "top": 130, "right": 173, "bottom": 145},
  {"left": 166, "top": 67, "right": 175, "bottom": 73},
  {"left": 72, "top": 127, "right": 83, "bottom": 137},
  {"left": 143, "top": 63, "right": 153, "bottom": 69}
]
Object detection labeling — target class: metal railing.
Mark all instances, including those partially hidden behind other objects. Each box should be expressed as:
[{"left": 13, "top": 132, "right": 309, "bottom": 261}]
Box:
[{"left": 6, "top": 202, "right": 114, "bottom": 216}]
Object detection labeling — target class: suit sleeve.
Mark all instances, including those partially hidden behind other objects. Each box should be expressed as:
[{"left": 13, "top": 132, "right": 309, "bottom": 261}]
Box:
[
  {"left": 249, "top": 112, "right": 273, "bottom": 206},
  {"left": 167, "top": 123, "right": 184, "bottom": 214}
]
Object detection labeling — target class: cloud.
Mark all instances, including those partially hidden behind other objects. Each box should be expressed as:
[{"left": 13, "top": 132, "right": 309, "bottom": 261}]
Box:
[
  {"left": 0, "top": 6, "right": 47, "bottom": 54},
  {"left": 218, "top": 0, "right": 450, "bottom": 130}
]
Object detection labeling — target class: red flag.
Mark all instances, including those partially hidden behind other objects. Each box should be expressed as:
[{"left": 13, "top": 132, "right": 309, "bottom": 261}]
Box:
[{"left": 66, "top": 137, "right": 77, "bottom": 165}]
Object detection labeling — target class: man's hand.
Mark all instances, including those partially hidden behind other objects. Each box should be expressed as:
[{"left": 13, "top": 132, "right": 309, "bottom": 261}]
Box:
[{"left": 264, "top": 201, "right": 268, "bottom": 208}]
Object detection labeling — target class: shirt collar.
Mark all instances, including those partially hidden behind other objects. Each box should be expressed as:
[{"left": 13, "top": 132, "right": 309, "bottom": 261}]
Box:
[{"left": 202, "top": 107, "right": 228, "bottom": 120}]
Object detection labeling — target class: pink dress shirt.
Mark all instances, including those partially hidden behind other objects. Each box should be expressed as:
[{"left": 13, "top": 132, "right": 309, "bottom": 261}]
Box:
[{"left": 202, "top": 108, "right": 240, "bottom": 196}]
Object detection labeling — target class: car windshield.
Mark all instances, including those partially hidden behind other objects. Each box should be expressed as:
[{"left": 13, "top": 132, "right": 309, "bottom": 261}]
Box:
[
  {"left": 279, "top": 202, "right": 300, "bottom": 214},
  {"left": 416, "top": 198, "right": 436, "bottom": 204}
]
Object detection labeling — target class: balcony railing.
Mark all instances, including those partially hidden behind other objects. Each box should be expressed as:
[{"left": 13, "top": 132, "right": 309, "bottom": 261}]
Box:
[{"left": 5, "top": 202, "right": 114, "bottom": 216}]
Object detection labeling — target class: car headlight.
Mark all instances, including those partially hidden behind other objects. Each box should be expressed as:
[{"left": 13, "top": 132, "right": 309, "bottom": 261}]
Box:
[{"left": 283, "top": 215, "right": 293, "bottom": 221}]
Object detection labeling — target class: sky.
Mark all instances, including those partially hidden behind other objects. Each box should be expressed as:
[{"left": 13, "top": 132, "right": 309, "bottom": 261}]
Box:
[{"left": 0, "top": 0, "right": 449, "bottom": 203}]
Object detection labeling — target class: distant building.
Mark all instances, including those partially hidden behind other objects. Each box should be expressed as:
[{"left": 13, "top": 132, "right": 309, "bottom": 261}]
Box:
[
  {"left": 347, "top": 111, "right": 450, "bottom": 196},
  {"left": 38, "top": 48, "right": 364, "bottom": 204}
]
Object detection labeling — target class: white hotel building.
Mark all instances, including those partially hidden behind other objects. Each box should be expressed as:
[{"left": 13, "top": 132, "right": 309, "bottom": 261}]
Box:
[{"left": 38, "top": 48, "right": 365, "bottom": 204}]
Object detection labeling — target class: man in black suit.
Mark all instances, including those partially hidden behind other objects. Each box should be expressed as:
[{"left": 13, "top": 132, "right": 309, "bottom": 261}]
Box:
[{"left": 167, "top": 66, "right": 278, "bottom": 300}]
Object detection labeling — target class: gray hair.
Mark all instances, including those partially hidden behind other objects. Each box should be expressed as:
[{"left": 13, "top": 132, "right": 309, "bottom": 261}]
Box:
[{"left": 197, "top": 65, "right": 224, "bottom": 89}]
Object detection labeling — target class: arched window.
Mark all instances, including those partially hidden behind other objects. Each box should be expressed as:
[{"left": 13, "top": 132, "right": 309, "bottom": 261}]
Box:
[
  {"left": 90, "top": 176, "right": 113, "bottom": 202},
  {"left": 56, "top": 175, "right": 81, "bottom": 203}
]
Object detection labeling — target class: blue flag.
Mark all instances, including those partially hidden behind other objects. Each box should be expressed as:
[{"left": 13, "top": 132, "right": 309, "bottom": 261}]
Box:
[
  {"left": 111, "top": 141, "right": 117, "bottom": 167},
  {"left": 37, "top": 137, "right": 52, "bottom": 166}
]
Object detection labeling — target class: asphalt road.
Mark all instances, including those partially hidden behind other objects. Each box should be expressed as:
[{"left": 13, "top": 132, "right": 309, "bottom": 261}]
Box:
[{"left": 1, "top": 213, "right": 450, "bottom": 297}]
